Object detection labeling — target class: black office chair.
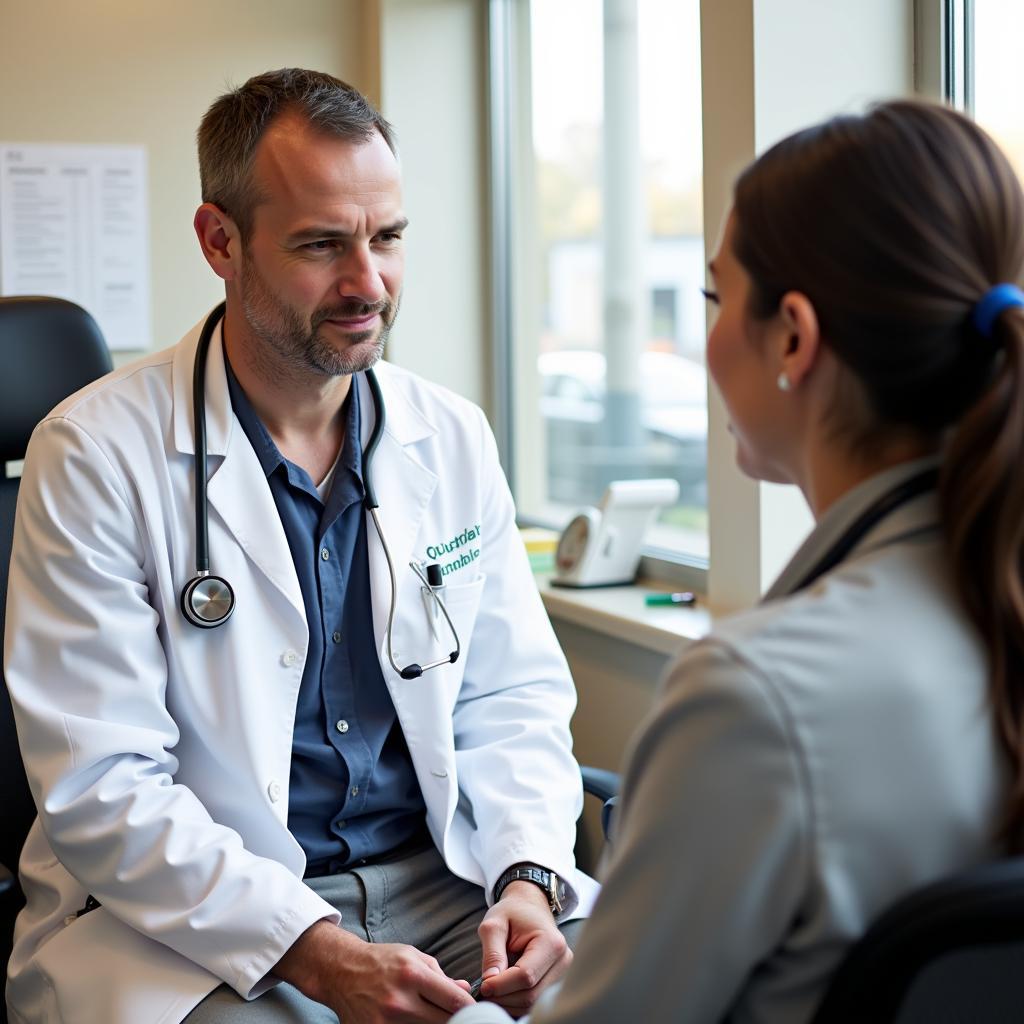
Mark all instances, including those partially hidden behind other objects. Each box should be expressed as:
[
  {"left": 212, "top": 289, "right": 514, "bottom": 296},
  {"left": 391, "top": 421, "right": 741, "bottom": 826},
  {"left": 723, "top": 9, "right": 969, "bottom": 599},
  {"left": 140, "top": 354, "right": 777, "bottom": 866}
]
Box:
[
  {"left": 811, "top": 857, "right": 1024, "bottom": 1024},
  {"left": 0, "top": 296, "right": 113, "bottom": 1020}
]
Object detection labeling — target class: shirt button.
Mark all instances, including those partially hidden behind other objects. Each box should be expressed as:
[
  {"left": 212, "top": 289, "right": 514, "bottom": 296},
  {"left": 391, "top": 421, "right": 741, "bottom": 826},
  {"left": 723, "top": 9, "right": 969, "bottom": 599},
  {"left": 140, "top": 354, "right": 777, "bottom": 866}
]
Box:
[
  {"left": 267, "top": 780, "right": 282, "bottom": 803},
  {"left": 320, "top": 547, "right": 330, "bottom": 561},
  {"left": 332, "top": 631, "right": 342, "bottom": 644},
  {"left": 338, "top": 820, "right": 347, "bottom": 830},
  {"left": 281, "top": 650, "right": 299, "bottom": 667},
  {"left": 336, "top": 719, "right": 350, "bottom": 734},
  {"left": 350, "top": 785, "right": 359, "bottom": 797}
]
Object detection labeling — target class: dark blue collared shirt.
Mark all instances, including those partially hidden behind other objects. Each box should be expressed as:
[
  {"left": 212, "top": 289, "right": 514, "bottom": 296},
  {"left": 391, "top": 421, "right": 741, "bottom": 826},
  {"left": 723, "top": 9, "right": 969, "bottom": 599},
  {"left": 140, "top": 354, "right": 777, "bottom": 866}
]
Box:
[{"left": 224, "top": 358, "right": 427, "bottom": 874}]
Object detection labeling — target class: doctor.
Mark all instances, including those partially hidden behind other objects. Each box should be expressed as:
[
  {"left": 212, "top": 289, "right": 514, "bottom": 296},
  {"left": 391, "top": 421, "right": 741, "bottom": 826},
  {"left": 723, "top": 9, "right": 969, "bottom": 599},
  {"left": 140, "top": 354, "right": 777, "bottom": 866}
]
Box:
[{"left": 4, "top": 68, "right": 595, "bottom": 1024}]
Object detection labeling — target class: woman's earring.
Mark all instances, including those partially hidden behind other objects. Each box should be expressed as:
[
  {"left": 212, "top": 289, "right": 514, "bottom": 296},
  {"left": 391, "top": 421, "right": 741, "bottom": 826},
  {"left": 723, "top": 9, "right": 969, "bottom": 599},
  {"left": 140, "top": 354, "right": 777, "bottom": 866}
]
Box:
[{"left": 777, "top": 371, "right": 792, "bottom": 392}]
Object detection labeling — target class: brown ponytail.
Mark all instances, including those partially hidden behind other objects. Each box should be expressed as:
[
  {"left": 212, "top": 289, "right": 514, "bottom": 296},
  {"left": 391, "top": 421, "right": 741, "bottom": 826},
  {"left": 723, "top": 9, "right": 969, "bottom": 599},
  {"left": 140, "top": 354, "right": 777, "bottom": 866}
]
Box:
[
  {"left": 942, "top": 307, "right": 1024, "bottom": 848},
  {"left": 731, "top": 100, "right": 1024, "bottom": 848}
]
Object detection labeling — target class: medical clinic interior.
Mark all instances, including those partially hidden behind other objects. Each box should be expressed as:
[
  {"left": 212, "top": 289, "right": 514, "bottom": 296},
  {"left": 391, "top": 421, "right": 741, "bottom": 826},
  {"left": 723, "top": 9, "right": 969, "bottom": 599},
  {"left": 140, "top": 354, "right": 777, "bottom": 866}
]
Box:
[{"left": 2, "top": 1, "right": 1024, "bottom": 1022}]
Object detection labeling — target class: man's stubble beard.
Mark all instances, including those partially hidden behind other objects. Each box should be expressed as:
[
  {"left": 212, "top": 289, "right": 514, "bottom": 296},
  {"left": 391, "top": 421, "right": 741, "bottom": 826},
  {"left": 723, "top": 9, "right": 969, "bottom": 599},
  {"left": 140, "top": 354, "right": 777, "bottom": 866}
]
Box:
[{"left": 239, "top": 257, "right": 399, "bottom": 381}]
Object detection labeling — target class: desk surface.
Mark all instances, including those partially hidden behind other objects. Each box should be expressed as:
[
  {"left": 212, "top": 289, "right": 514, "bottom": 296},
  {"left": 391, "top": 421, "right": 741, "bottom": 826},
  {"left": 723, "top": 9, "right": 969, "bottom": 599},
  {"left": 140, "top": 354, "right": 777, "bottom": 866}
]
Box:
[{"left": 537, "top": 574, "right": 713, "bottom": 657}]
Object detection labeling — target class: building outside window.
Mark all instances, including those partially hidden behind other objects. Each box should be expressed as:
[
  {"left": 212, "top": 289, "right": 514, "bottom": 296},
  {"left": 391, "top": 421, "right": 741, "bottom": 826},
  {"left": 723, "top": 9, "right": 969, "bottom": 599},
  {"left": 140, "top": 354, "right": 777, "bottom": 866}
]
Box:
[{"left": 509, "top": 0, "right": 708, "bottom": 562}]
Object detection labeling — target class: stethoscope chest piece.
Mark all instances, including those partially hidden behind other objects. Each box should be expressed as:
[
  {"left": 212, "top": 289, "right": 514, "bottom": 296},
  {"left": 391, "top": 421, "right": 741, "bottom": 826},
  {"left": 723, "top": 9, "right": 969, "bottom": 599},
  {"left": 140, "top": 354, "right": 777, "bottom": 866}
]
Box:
[{"left": 180, "top": 572, "right": 236, "bottom": 628}]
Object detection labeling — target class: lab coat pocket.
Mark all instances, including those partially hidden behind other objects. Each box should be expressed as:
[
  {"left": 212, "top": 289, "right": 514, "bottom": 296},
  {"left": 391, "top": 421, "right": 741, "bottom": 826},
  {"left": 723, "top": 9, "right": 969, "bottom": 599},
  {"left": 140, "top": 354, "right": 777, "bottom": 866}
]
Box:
[
  {"left": 431, "top": 572, "right": 486, "bottom": 656},
  {"left": 34, "top": 908, "right": 217, "bottom": 1024},
  {"left": 411, "top": 572, "right": 486, "bottom": 691}
]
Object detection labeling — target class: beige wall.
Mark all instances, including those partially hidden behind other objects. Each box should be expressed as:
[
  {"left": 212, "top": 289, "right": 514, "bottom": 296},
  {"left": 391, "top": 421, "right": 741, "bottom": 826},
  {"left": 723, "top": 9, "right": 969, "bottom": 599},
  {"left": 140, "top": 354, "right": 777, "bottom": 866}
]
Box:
[
  {"left": 378, "top": 0, "right": 490, "bottom": 409},
  {"left": 0, "top": 0, "right": 491, "bottom": 408},
  {"left": 0, "top": 0, "right": 378, "bottom": 358}
]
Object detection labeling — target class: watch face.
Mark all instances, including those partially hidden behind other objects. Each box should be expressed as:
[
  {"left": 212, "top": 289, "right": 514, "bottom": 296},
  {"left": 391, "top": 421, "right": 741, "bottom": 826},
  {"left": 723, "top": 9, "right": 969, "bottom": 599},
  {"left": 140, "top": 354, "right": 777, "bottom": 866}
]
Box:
[{"left": 556, "top": 514, "right": 592, "bottom": 572}]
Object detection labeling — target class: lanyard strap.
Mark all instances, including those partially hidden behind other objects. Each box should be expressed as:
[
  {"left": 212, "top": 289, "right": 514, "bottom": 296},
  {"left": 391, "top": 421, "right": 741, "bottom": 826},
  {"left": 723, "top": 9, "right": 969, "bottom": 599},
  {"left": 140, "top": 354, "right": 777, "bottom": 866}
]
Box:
[{"left": 793, "top": 467, "right": 939, "bottom": 593}]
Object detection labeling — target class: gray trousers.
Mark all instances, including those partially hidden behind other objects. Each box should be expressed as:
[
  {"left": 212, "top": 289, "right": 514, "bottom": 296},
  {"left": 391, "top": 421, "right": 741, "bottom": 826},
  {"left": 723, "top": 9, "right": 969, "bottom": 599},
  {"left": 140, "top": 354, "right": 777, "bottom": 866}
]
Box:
[{"left": 185, "top": 843, "right": 584, "bottom": 1023}]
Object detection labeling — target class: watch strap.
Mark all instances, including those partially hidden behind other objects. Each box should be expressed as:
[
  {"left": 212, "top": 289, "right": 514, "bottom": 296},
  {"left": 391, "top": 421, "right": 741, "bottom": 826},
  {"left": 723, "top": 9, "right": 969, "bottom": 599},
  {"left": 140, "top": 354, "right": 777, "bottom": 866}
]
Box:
[{"left": 493, "top": 863, "right": 564, "bottom": 914}]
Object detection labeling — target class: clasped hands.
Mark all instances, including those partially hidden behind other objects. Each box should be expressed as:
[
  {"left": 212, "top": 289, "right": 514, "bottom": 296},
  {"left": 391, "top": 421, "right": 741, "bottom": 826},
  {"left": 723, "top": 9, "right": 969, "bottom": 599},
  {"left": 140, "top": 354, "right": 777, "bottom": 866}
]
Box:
[{"left": 275, "top": 880, "right": 572, "bottom": 1023}]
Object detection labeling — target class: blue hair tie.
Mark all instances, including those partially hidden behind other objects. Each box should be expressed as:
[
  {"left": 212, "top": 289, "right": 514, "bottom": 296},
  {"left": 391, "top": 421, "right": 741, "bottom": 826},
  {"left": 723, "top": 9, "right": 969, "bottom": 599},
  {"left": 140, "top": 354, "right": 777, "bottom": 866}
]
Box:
[{"left": 973, "top": 283, "right": 1024, "bottom": 338}]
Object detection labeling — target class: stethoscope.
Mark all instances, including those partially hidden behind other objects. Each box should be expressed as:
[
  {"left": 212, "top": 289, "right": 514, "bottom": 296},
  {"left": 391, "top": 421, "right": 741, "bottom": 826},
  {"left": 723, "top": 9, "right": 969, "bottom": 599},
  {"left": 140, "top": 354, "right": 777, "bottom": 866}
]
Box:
[
  {"left": 179, "top": 302, "right": 461, "bottom": 680},
  {"left": 791, "top": 465, "right": 940, "bottom": 593}
]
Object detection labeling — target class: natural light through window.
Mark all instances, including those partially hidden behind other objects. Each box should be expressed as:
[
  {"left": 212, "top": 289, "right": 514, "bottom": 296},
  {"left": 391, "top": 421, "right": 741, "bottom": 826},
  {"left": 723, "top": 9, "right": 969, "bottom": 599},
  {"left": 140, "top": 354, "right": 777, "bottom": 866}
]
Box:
[
  {"left": 522, "top": 0, "right": 707, "bottom": 560},
  {"left": 973, "top": 0, "right": 1024, "bottom": 179}
]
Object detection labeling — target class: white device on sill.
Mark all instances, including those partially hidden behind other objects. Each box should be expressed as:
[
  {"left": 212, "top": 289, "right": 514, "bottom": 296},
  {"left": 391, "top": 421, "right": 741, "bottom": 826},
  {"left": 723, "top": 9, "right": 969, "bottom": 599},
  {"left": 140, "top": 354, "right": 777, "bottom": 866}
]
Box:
[{"left": 552, "top": 478, "right": 680, "bottom": 588}]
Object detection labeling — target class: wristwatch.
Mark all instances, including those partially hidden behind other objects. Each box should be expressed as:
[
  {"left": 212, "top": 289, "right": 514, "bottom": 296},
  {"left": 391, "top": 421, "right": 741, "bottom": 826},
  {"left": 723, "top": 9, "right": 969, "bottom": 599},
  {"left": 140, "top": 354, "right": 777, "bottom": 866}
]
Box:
[{"left": 493, "top": 863, "right": 565, "bottom": 915}]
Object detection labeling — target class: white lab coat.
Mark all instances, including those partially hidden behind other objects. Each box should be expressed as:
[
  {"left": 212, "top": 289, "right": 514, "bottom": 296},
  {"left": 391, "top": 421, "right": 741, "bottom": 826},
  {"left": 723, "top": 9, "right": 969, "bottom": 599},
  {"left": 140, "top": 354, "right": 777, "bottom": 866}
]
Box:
[{"left": 4, "top": 313, "right": 598, "bottom": 1024}]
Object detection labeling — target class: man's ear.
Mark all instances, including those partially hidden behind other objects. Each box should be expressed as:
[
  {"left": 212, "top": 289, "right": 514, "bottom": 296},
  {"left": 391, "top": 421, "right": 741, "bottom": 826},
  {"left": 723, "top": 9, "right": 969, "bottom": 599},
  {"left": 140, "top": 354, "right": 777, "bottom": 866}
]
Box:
[
  {"left": 776, "top": 291, "right": 821, "bottom": 389},
  {"left": 194, "top": 203, "right": 242, "bottom": 282}
]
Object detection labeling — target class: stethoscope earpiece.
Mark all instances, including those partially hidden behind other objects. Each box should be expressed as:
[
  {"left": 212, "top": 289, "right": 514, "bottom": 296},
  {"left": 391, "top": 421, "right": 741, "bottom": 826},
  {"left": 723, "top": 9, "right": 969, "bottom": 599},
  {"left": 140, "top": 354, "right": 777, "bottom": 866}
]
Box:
[
  {"left": 180, "top": 573, "right": 236, "bottom": 628},
  {"left": 399, "top": 647, "right": 460, "bottom": 681}
]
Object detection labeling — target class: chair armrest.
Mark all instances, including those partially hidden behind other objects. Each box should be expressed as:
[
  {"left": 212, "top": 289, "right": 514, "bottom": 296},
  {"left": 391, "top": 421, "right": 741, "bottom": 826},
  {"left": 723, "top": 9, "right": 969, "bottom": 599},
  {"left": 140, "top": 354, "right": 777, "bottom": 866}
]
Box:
[
  {"left": 580, "top": 765, "right": 620, "bottom": 805},
  {"left": 580, "top": 766, "right": 621, "bottom": 839}
]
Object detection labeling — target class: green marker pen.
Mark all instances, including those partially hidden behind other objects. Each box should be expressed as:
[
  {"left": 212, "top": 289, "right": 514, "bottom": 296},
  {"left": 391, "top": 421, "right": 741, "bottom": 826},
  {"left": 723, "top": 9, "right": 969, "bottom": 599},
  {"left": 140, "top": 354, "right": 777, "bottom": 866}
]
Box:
[{"left": 645, "top": 591, "right": 696, "bottom": 607}]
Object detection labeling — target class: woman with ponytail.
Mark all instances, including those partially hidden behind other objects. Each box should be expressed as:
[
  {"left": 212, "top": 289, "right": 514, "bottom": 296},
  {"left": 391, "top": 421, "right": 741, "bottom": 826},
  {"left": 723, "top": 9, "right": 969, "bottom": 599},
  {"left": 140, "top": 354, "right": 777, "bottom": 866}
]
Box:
[{"left": 454, "top": 100, "right": 1024, "bottom": 1024}]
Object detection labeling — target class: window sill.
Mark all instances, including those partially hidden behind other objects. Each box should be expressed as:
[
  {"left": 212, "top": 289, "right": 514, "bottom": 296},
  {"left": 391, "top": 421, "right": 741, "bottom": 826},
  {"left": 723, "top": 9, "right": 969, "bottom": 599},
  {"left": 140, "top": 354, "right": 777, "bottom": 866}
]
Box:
[{"left": 536, "top": 573, "right": 714, "bottom": 657}]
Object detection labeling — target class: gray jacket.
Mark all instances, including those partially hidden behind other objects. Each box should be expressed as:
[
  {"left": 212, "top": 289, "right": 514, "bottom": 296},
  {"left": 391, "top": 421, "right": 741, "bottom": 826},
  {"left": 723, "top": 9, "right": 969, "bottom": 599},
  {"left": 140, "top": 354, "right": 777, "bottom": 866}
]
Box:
[{"left": 455, "top": 459, "right": 1006, "bottom": 1024}]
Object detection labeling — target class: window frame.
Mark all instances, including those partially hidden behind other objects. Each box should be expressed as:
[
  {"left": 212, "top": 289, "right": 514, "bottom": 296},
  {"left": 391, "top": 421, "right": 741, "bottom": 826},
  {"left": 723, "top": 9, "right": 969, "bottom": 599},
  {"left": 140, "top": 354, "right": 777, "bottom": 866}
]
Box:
[
  {"left": 916, "top": 0, "right": 974, "bottom": 109},
  {"left": 487, "top": 0, "right": 518, "bottom": 484}
]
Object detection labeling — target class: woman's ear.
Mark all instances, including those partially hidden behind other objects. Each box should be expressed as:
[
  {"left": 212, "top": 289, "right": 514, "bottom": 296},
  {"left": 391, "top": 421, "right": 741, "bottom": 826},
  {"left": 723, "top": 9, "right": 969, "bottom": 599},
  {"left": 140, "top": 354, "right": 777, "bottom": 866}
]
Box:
[
  {"left": 193, "top": 203, "right": 242, "bottom": 282},
  {"left": 776, "top": 291, "right": 821, "bottom": 390}
]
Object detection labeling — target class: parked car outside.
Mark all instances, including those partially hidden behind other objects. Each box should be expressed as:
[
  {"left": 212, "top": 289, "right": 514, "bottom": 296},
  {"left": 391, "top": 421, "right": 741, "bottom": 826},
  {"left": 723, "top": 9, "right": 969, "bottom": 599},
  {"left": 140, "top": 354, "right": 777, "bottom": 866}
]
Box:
[{"left": 539, "top": 349, "right": 708, "bottom": 510}]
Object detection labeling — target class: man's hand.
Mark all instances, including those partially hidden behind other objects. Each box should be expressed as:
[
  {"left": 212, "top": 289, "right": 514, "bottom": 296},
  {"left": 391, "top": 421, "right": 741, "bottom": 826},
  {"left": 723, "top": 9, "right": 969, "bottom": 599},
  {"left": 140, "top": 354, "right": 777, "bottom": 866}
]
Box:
[
  {"left": 476, "top": 882, "right": 573, "bottom": 1017},
  {"left": 274, "top": 919, "right": 475, "bottom": 1023}
]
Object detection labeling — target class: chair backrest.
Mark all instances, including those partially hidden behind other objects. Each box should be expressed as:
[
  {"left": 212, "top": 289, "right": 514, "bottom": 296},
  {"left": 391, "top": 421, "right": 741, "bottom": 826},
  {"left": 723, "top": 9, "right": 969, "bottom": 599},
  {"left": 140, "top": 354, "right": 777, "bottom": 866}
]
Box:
[
  {"left": 810, "top": 857, "right": 1024, "bottom": 1024},
  {"left": 0, "top": 296, "right": 113, "bottom": 876}
]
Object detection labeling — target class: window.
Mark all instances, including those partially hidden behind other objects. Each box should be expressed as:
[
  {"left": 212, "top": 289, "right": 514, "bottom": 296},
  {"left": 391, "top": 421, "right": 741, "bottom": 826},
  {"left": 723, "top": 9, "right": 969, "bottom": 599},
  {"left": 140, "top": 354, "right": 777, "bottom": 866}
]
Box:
[
  {"left": 495, "top": 0, "right": 708, "bottom": 564},
  {"left": 971, "top": 1, "right": 1024, "bottom": 178}
]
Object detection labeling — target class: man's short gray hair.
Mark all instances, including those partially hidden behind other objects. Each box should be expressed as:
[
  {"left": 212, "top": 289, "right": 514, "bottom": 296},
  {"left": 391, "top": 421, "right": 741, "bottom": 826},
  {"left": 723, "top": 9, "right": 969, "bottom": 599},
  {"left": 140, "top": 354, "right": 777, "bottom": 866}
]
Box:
[{"left": 197, "top": 68, "right": 396, "bottom": 241}]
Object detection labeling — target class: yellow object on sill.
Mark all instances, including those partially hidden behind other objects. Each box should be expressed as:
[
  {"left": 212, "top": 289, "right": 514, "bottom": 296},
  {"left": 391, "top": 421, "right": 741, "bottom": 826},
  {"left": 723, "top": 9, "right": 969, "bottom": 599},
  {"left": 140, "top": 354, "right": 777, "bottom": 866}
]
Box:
[{"left": 520, "top": 526, "right": 559, "bottom": 573}]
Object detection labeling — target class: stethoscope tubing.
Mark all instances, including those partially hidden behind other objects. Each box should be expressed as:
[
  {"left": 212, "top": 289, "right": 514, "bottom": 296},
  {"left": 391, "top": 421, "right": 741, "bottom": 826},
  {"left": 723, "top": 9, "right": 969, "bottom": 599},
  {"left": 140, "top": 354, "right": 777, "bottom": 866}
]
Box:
[{"left": 191, "top": 302, "right": 223, "bottom": 575}]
